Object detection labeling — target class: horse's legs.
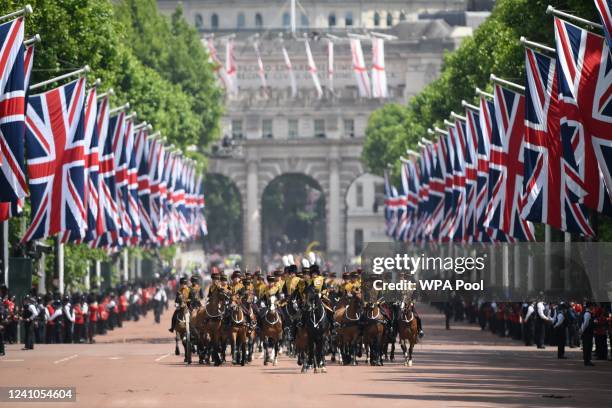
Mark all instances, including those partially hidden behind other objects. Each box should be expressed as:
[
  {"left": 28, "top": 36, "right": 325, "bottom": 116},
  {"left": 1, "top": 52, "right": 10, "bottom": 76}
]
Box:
[
  {"left": 231, "top": 332, "right": 237, "bottom": 364},
  {"left": 408, "top": 342, "right": 414, "bottom": 366},
  {"left": 263, "top": 336, "right": 269, "bottom": 366},
  {"left": 273, "top": 339, "right": 279, "bottom": 366},
  {"left": 175, "top": 332, "right": 180, "bottom": 355}
]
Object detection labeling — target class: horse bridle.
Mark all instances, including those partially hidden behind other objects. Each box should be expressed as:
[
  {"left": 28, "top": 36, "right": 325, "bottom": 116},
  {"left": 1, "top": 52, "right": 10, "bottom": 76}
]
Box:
[
  {"left": 264, "top": 309, "right": 280, "bottom": 325},
  {"left": 310, "top": 301, "right": 326, "bottom": 329}
]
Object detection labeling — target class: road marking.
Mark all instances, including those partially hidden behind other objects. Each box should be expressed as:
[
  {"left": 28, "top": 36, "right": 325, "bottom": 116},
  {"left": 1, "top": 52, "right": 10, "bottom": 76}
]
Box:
[
  {"left": 1, "top": 359, "right": 24, "bottom": 362},
  {"left": 154, "top": 353, "right": 171, "bottom": 362},
  {"left": 54, "top": 354, "right": 78, "bottom": 364},
  {"left": 108, "top": 356, "right": 122, "bottom": 360}
]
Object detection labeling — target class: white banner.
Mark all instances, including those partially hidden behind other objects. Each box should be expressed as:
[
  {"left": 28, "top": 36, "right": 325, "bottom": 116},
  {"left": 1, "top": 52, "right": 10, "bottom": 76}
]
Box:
[
  {"left": 225, "top": 39, "right": 238, "bottom": 97},
  {"left": 305, "top": 40, "right": 323, "bottom": 99},
  {"left": 205, "top": 39, "right": 228, "bottom": 89},
  {"left": 328, "top": 41, "right": 334, "bottom": 93},
  {"left": 282, "top": 46, "right": 297, "bottom": 98},
  {"left": 350, "top": 38, "right": 371, "bottom": 98},
  {"left": 253, "top": 42, "right": 268, "bottom": 91},
  {"left": 371, "top": 37, "right": 388, "bottom": 98}
]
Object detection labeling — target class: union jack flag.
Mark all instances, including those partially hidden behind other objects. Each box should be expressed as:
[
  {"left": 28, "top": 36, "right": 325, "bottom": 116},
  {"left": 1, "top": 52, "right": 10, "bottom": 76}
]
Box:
[
  {"left": 95, "top": 96, "right": 121, "bottom": 247},
  {"left": 449, "top": 121, "right": 467, "bottom": 241},
  {"left": 521, "top": 47, "right": 593, "bottom": 235},
  {"left": 134, "top": 127, "right": 154, "bottom": 244},
  {"left": 464, "top": 110, "right": 480, "bottom": 239},
  {"left": 394, "top": 162, "right": 409, "bottom": 241},
  {"left": 383, "top": 170, "right": 401, "bottom": 237},
  {"left": 0, "top": 17, "right": 26, "bottom": 220},
  {"left": 424, "top": 142, "right": 445, "bottom": 240},
  {"left": 439, "top": 131, "right": 455, "bottom": 241},
  {"left": 483, "top": 84, "right": 534, "bottom": 241},
  {"left": 111, "top": 112, "right": 131, "bottom": 241},
  {"left": 594, "top": 0, "right": 612, "bottom": 51},
  {"left": 22, "top": 78, "right": 87, "bottom": 242},
  {"left": 476, "top": 97, "right": 494, "bottom": 240},
  {"left": 555, "top": 17, "right": 612, "bottom": 216},
  {"left": 62, "top": 86, "right": 100, "bottom": 243},
  {"left": 124, "top": 119, "right": 140, "bottom": 243}
]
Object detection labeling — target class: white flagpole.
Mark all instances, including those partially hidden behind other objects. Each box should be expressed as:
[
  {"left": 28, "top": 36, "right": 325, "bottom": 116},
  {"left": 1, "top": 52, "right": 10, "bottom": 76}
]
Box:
[
  {"left": 0, "top": 4, "right": 32, "bottom": 23},
  {"left": 225, "top": 39, "right": 238, "bottom": 98},
  {"left": 30, "top": 65, "right": 90, "bottom": 91},
  {"left": 253, "top": 41, "right": 268, "bottom": 91}
]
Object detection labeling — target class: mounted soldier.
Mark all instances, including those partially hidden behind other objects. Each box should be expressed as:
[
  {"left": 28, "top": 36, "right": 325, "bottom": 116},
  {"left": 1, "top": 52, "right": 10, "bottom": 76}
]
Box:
[{"left": 169, "top": 276, "right": 190, "bottom": 333}]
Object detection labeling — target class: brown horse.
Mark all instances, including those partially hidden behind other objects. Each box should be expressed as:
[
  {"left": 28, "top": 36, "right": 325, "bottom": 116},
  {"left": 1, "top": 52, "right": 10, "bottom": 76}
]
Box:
[
  {"left": 398, "top": 301, "right": 419, "bottom": 366},
  {"left": 294, "top": 325, "right": 309, "bottom": 371},
  {"left": 362, "top": 300, "right": 385, "bottom": 366},
  {"left": 259, "top": 295, "right": 283, "bottom": 366},
  {"left": 226, "top": 293, "right": 249, "bottom": 366},
  {"left": 334, "top": 290, "right": 363, "bottom": 365},
  {"left": 192, "top": 286, "right": 231, "bottom": 366},
  {"left": 174, "top": 303, "right": 194, "bottom": 364}
]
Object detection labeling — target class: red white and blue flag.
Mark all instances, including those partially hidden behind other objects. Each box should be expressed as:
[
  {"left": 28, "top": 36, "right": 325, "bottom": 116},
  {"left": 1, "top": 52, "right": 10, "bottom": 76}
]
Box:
[
  {"left": 554, "top": 17, "right": 612, "bottom": 216},
  {"left": 521, "top": 47, "right": 593, "bottom": 235},
  {"left": 594, "top": 0, "right": 612, "bottom": 52},
  {"left": 22, "top": 78, "right": 87, "bottom": 241},
  {"left": 0, "top": 17, "right": 26, "bottom": 220},
  {"left": 134, "top": 127, "right": 154, "bottom": 244},
  {"left": 484, "top": 84, "right": 534, "bottom": 241}
]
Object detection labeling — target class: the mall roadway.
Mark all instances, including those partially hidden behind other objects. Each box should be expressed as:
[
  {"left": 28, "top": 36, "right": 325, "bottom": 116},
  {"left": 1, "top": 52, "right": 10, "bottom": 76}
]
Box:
[{"left": 1, "top": 305, "right": 611, "bottom": 408}]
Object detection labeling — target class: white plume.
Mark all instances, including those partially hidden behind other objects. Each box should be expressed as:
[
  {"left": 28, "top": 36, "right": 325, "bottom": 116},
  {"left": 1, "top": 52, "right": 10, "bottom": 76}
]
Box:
[
  {"left": 287, "top": 254, "right": 295, "bottom": 265},
  {"left": 309, "top": 252, "right": 316, "bottom": 265},
  {"left": 282, "top": 255, "right": 289, "bottom": 267},
  {"left": 301, "top": 259, "right": 310, "bottom": 268}
]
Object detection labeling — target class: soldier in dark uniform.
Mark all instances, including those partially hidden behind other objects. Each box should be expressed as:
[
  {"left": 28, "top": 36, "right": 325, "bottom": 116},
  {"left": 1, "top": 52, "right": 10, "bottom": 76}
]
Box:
[
  {"left": 580, "top": 302, "right": 595, "bottom": 366},
  {"left": 168, "top": 277, "right": 190, "bottom": 333},
  {"left": 553, "top": 302, "right": 569, "bottom": 359},
  {"left": 22, "top": 295, "right": 38, "bottom": 350},
  {"left": 188, "top": 275, "right": 204, "bottom": 310}
]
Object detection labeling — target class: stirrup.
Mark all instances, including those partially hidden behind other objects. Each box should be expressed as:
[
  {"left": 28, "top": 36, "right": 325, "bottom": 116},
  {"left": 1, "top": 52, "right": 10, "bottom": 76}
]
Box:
[{"left": 418, "top": 330, "right": 424, "bottom": 338}]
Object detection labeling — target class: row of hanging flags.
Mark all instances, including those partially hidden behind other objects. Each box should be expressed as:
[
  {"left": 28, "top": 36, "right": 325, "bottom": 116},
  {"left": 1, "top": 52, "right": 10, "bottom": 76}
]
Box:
[
  {"left": 0, "top": 7, "right": 208, "bottom": 251},
  {"left": 204, "top": 35, "right": 388, "bottom": 99},
  {"left": 384, "top": 2, "right": 612, "bottom": 244}
]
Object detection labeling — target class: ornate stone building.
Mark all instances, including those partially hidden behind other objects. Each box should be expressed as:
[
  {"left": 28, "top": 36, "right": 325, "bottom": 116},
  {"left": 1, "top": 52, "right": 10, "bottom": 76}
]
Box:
[{"left": 157, "top": 0, "right": 491, "bottom": 268}]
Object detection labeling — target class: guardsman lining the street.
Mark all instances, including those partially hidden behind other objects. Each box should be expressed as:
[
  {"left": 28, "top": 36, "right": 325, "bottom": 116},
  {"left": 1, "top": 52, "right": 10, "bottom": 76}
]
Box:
[
  {"left": 580, "top": 302, "right": 595, "bottom": 366},
  {"left": 22, "top": 295, "right": 39, "bottom": 350}
]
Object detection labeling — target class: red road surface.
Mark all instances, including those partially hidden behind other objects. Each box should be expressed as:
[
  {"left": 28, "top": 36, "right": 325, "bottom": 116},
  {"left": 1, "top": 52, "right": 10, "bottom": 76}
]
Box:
[{"left": 1, "top": 304, "right": 611, "bottom": 408}]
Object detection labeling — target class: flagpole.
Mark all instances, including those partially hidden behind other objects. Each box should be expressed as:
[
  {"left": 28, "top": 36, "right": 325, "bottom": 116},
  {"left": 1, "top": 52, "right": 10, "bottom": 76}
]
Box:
[
  {"left": 433, "top": 127, "right": 448, "bottom": 136},
  {"left": 545, "top": 5, "right": 602, "bottom": 30},
  {"left": 0, "top": 222, "right": 8, "bottom": 287},
  {"left": 97, "top": 88, "right": 114, "bottom": 99},
  {"left": 475, "top": 87, "right": 493, "bottom": 99},
  {"left": 490, "top": 74, "right": 525, "bottom": 93},
  {"left": 110, "top": 102, "right": 130, "bottom": 115},
  {"left": 30, "top": 65, "right": 90, "bottom": 91},
  {"left": 450, "top": 111, "right": 466, "bottom": 121},
  {"left": 55, "top": 238, "right": 65, "bottom": 295},
  {"left": 520, "top": 36, "right": 555, "bottom": 54},
  {"left": 24, "top": 34, "right": 40, "bottom": 46},
  {"left": 0, "top": 4, "right": 33, "bottom": 23},
  {"left": 461, "top": 100, "right": 479, "bottom": 111}
]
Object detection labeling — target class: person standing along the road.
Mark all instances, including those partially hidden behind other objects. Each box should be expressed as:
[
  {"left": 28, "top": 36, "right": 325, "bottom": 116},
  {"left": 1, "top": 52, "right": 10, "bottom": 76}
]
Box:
[
  {"left": 534, "top": 298, "right": 552, "bottom": 349},
  {"left": 580, "top": 302, "right": 595, "bottom": 366},
  {"left": 553, "top": 303, "right": 568, "bottom": 359},
  {"left": 73, "top": 296, "right": 85, "bottom": 343},
  {"left": 22, "top": 296, "right": 39, "bottom": 350},
  {"left": 0, "top": 296, "right": 8, "bottom": 355},
  {"left": 153, "top": 282, "right": 167, "bottom": 324}
]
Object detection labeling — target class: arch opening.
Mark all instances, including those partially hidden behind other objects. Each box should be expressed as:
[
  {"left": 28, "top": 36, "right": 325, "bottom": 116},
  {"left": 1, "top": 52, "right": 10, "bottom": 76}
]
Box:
[{"left": 261, "top": 173, "right": 326, "bottom": 267}]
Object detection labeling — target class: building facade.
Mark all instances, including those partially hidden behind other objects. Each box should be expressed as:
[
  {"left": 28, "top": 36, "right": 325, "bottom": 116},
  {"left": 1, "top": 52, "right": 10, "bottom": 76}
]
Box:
[{"left": 157, "top": 0, "right": 490, "bottom": 268}]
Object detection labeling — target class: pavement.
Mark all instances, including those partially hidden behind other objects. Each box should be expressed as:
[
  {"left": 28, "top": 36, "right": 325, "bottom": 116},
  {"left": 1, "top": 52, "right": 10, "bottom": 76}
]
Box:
[{"left": 1, "top": 304, "right": 611, "bottom": 408}]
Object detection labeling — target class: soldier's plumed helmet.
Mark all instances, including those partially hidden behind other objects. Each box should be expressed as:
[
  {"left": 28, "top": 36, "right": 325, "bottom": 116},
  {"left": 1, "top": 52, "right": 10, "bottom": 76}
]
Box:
[
  {"left": 232, "top": 271, "right": 241, "bottom": 279},
  {"left": 179, "top": 277, "right": 188, "bottom": 285},
  {"left": 190, "top": 275, "right": 200, "bottom": 284},
  {"left": 273, "top": 269, "right": 283, "bottom": 277},
  {"left": 288, "top": 264, "right": 298, "bottom": 274},
  {"left": 220, "top": 274, "right": 228, "bottom": 281},
  {"left": 310, "top": 264, "right": 320, "bottom": 275}
]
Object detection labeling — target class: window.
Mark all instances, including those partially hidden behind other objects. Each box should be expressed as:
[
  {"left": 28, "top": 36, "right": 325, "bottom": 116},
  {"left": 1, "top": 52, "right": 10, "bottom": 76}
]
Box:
[
  {"left": 373, "top": 12, "right": 380, "bottom": 26},
  {"left": 237, "top": 12, "right": 246, "bottom": 28},
  {"left": 345, "top": 11, "right": 353, "bottom": 26},
  {"left": 373, "top": 182, "right": 384, "bottom": 213},
  {"left": 211, "top": 13, "right": 219, "bottom": 29},
  {"left": 328, "top": 13, "right": 336, "bottom": 27},
  {"left": 255, "top": 13, "right": 263, "bottom": 28},
  {"left": 195, "top": 13, "right": 203, "bottom": 29},
  {"left": 344, "top": 118, "right": 355, "bottom": 138},
  {"left": 288, "top": 119, "right": 299, "bottom": 138},
  {"left": 301, "top": 13, "right": 309, "bottom": 27},
  {"left": 262, "top": 119, "right": 273, "bottom": 139},
  {"left": 400, "top": 11, "right": 407, "bottom": 22},
  {"left": 283, "top": 12, "right": 291, "bottom": 27},
  {"left": 314, "top": 119, "right": 326, "bottom": 138},
  {"left": 386, "top": 12, "right": 393, "bottom": 27},
  {"left": 354, "top": 229, "right": 364, "bottom": 256},
  {"left": 356, "top": 182, "right": 364, "bottom": 207},
  {"left": 231, "top": 119, "right": 243, "bottom": 139}
]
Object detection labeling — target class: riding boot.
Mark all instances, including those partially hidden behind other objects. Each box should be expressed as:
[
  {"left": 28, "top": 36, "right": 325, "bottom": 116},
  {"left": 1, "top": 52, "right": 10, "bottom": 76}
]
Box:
[
  {"left": 168, "top": 309, "right": 178, "bottom": 333},
  {"left": 416, "top": 315, "right": 424, "bottom": 337}
]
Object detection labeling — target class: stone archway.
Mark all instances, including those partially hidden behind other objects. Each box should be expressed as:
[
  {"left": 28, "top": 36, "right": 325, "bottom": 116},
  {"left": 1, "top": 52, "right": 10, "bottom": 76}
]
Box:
[{"left": 207, "top": 138, "right": 366, "bottom": 269}]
